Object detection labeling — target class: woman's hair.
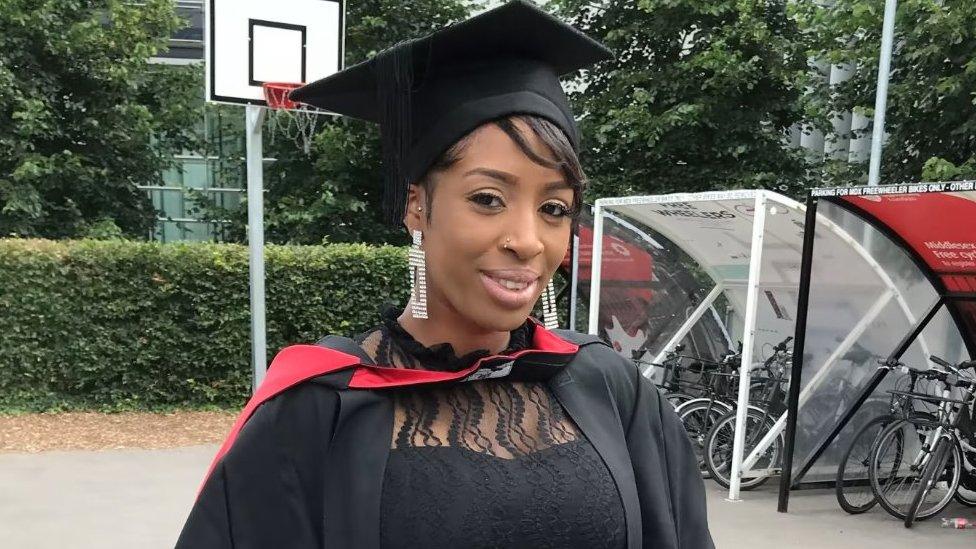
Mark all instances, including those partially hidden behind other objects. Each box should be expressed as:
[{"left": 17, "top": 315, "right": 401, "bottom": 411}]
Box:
[{"left": 415, "top": 114, "right": 586, "bottom": 225}]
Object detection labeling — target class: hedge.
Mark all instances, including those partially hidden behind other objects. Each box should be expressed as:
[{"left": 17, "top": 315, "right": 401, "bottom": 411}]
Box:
[{"left": 0, "top": 238, "right": 409, "bottom": 411}]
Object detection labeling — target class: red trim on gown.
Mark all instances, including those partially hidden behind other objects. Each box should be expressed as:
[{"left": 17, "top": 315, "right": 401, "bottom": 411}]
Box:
[{"left": 198, "top": 320, "right": 580, "bottom": 494}]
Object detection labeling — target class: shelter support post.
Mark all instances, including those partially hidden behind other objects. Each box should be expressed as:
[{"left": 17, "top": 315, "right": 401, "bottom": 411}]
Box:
[
  {"left": 588, "top": 201, "right": 606, "bottom": 335},
  {"left": 777, "top": 196, "right": 818, "bottom": 512},
  {"left": 646, "top": 284, "right": 725, "bottom": 375},
  {"left": 245, "top": 105, "right": 267, "bottom": 394},
  {"left": 744, "top": 288, "right": 894, "bottom": 472},
  {"left": 569, "top": 233, "right": 580, "bottom": 331},
  {"left": 728, "top": 193, "right": 768, "bottom": 501},
  {"left": 786, "top": 296, "right": 944, "bottom": 493}
]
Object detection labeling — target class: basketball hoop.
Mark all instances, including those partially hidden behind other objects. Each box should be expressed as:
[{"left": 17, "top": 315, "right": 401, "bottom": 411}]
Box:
[{"left": 262, "top": 82, "right": 321, "bottom": 154}]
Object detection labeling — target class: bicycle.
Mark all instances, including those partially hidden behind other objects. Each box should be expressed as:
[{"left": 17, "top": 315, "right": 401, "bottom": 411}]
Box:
[
  {"left": 835, "top": 359, "right": 937, "bottom": 514},
  {"left": 633, "top": 344, "right": 696, "bottom": 409},
  {"left": 865, "top": 355, "right": 976, "bottom": 523},
  {"left": 671, "top": 345, "right": 744, "bottom": 475},
  {"left": 701, "top": 337, "right": 793, "bottom": 490},
  {"left": 903, "top": 356, "right": 976, "bottom": 527}
]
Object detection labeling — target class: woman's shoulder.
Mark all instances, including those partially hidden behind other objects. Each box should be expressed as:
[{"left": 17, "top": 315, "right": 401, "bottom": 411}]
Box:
[
  {"left": 236, "top": 337, "right": 365, "bottom": 444},
  {"left": 553, "top": 329, "right": 644, "bottom": 395},
  {"left": 240, "top": 376, "right": 343, "bottom": 442}
]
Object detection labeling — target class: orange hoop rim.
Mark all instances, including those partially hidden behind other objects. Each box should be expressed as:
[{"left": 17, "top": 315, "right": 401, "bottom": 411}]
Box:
[{"left": 262, "top": 82, "right": 304, "bottom": 110}]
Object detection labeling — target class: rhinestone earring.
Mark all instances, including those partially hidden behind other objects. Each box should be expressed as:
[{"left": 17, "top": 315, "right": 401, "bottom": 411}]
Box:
[
  {"left": 540, "top": 279, "right": 558, "bottom": 330},
  {"left": 409, "top": 229, "right": 428, "bottom": 319}
]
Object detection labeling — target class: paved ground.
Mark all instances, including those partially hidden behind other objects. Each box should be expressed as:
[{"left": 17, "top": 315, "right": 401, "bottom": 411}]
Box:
[
  {"left": 706, "top": 480, "right": 975, "bottom": 548},
  {"left": 1, "top": 445, "right": 974, "bottom": 548}
]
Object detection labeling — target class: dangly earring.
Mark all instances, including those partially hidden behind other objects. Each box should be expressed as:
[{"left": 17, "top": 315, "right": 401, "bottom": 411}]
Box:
[
  {"left": 409, "top": 229, "right": 428, "bottom": 319},
  {"left": 540, "top": 279, "right": 558, "bottom": 330}
]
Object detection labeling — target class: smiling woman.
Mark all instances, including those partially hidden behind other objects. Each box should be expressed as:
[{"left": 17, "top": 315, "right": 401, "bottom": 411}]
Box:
[
  {"left": 399, "top": 115, "right": 579, "bottom": 342},
  {"left": 176, "top": 2, "right": 714, "bottom": 548}
]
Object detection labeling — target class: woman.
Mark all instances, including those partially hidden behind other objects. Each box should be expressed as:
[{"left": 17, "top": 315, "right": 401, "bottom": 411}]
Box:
[{"left": 177, "top": 2, "right": 713, "bottom": 548}]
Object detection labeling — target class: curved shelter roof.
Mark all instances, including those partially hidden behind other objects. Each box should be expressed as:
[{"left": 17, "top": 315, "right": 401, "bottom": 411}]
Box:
[
  {"left": 824, "top": 186, "right": 976, "bottom": 354},
  {"left": 780, "top": 181, "right": 976, "bottom": 508},
  {"left": 590, "top": 190, "right": 924, "bottom": 365}
]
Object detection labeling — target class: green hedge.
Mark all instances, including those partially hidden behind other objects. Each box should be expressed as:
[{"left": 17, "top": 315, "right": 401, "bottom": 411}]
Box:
[{"left": 0, "top": 239, "right": 409, "bottom": 411}]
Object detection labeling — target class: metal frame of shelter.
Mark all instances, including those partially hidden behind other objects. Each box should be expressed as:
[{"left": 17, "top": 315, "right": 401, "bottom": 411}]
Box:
[
  {"left": 778, "top": 181, "right": 976, "bottom": 512},
  {"left": 585, "top": 189, "right": 925, "bottom": 501},
  {"left": 589, "top": 190, "right": 787, "bottom": 501}
]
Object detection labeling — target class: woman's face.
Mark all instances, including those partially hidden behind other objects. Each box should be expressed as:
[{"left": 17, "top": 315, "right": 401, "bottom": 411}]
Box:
[{"left": 404, "top": 119, "right": 575, "bottom": 333}]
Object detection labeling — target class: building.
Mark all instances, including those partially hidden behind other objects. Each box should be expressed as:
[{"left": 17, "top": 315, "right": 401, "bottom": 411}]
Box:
[{"left": 146, "top": 0, "right": 246, "bottom": 243}]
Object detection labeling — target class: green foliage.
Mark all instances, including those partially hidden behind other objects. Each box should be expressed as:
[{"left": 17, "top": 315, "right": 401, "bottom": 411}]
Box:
[
  {"left": 0, "top": 0, "right": 202, "bottom": 239},
  {"left": 551, "top": 0, "right": 812, "bottom": 199},
  {"left": 795, "top": 0, "right": 976, "bottom": 185},
  {"left": 0, "top": 238, "right": 409, "bottom": 411},
  {"left": 921, "top": 156, "right": 976, "bottom": 182}
]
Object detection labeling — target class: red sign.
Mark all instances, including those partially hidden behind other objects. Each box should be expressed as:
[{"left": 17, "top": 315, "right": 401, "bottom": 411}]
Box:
[
  {"left": 843, "top": 193, "right": 976, "bottom": 280},
  {"left": 561, "top": 225, "right": 654, "bottom": 282}
]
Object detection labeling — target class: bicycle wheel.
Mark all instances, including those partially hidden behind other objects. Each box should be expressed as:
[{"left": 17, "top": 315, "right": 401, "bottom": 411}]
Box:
[
  {"left": 904, "top": 436, "right": 961, "bottom": 527},
  {"left": 676, "top": 399, "right": 732, "bottom": 474},
  {"left": 664, "top": 392, "right": 694, "bottom": 410},
  {"left": 868, "top": 418, "right": 936, "bottom": 520},
  {"left": 955, "top": 448, "right": 976, "bottom": 506},
  {"left": 703, "top": 407, "right": 781, "bottom": 490},
  {"left": 956, "top": 484, "right": 976, "bottom": 507},
  {"left": 836, "top": 415, "right": 893, "bottom": 514}
]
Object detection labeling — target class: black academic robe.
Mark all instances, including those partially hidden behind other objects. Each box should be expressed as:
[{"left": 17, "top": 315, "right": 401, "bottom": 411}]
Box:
[{"left": 175, "top": 329, "right": 714, "bottom": 549}]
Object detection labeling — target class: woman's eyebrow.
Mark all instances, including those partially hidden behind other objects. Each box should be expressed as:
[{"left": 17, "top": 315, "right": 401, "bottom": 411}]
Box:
[
  {"left": 464, "top": 167, "right": 516, "bottom": 185},
  {"left": 465, "top": 167, "right": 570, "bottom": 191},
  {"left": 543, "top": 180, "right": 572, "bottom": 192}
]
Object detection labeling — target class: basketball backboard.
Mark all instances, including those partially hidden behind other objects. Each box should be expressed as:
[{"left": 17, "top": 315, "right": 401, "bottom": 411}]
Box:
[{"left": 206, "top": 0, "right": 344, "bottom": 108}]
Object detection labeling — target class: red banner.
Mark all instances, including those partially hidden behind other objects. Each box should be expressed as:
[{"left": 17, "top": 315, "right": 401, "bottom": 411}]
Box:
[{"left": 843, "top": 193, "right": 976, "bottom": 292}]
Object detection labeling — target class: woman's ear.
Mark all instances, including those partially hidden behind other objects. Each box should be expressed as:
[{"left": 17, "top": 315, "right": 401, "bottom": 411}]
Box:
[{"left": 402, "top": 183, "right": 427, "bottom": 233}]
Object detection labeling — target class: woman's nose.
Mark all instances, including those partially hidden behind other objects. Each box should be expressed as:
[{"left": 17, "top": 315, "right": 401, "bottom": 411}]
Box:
[{"left": 501, "top": 208, "right": 545, "bottom": 259}]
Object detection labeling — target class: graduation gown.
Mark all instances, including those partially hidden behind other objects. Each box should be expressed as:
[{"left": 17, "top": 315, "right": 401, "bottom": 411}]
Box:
[{"left": 175, "top": 327, "right": 714, "bottom": 549}]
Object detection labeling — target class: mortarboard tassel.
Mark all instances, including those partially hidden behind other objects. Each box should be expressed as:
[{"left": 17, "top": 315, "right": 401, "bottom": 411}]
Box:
[{"left": 376, "top": 40, "right": 416, "bottom": 227}]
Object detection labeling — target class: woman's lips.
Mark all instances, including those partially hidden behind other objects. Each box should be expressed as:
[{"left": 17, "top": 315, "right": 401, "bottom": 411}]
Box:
[{"left": 479, "top": 272, "right": 540, "bottom": 309}]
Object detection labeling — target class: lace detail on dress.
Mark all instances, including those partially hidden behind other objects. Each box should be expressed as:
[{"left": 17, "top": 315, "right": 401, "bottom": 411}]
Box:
[
  {"left": 388, "top": 381, "right": 579, "bottom": 457},
  {"left": 360, "top": 303, "right": 534, "bottom": 372},
  {"left": 354, "top": 307, "right": 578, "bottom": 456},
  {"left": 353, "top": 309, "right": 627, "bottom": 548}
]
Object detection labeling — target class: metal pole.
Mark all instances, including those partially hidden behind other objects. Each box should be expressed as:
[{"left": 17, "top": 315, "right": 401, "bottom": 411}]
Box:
[
  {"left": 587, "top": 201, "right": 605, "bottom": 335},
  {"left": 777, "top": 196, "right": 818, "bottom": 512},
  {"left": 728, "top": 192, "right": 768, "bottom": 501},
  {"left": 867, "top": 0, "right": 897, "bottom": 186},
  {"left": 569, "top": 233, "right": 580, "bottom": 331},
  {"left": 245, "top": 105, "right": 267, "bottom": 394}
]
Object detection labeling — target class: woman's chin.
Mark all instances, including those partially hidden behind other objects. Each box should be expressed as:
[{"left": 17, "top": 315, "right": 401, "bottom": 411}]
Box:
[{"left": 464, "top": 304, "right": 532, "bottom": 333}]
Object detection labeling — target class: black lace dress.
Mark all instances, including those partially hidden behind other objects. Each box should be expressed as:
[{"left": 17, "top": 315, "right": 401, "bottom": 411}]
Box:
[{"left": 354, "top": 307, "right": 627, "bottom": 549}]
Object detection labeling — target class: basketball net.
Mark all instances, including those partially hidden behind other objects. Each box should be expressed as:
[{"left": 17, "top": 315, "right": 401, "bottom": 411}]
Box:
[{"left": 262, "top": 82, "right": 320, "bottom": 155}]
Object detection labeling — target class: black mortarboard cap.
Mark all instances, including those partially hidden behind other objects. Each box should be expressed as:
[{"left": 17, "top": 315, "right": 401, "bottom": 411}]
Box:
[{"left": 290, "top": 0, "right": 613, "bottom": 226}]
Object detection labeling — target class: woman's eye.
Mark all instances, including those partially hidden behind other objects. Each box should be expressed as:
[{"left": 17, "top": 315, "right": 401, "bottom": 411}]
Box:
[
  {"left": 541, "top": 202, "right": 571, "bottom": 218},
  {"left": 470, "top": 193, "right": 504, "bottom": 209}
]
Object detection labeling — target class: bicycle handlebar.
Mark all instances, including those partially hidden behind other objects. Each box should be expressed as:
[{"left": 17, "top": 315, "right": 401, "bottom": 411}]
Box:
[
  {"left": 773, "top": 336, "right": 794, "bottom": 352},
  {"left": 930, "top": 355, "right": 976, "bottom": 372}
]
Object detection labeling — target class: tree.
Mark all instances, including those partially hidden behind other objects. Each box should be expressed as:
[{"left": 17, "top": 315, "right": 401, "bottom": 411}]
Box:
[
  {"left": 227, "top": 0, "right": 480, "bottom": 246},
  {"left": 794, "top": 0, "right": 976, "bottom": 185},
  {"left": 0, "top": 0, "right": 201, "bottom": 238},
  {"left": 550, "top": 0, "right": 812, "bottom": 199}
]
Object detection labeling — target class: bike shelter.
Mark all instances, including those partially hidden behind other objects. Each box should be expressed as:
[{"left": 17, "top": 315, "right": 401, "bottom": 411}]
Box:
[
  {"left": 575, "top": 189, "right": 925, "bottom": 501},
  {"left": 779, "top": 181, "right": 976, "bottom": 512}
]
